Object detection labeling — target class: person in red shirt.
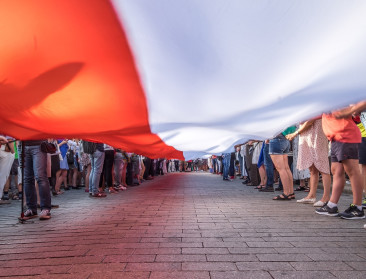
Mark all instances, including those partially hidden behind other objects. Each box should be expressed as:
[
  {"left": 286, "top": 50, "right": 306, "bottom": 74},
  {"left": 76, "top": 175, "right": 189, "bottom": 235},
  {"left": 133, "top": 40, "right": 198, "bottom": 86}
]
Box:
[{"left": 316, "top": 101, "right": 366, "bottom": 220}]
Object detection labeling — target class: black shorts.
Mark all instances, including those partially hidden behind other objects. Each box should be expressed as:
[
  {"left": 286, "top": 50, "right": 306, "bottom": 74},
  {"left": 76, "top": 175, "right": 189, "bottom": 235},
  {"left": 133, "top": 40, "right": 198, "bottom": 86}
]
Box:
[
  {"left": 359, "top": 137, "right": 366, "bottom": 165},
  {"left": 330, "top": 141, "right": 359, "bottom": 163},
  {"left": 10, "top": 158, "right": 19, "bottom": 175}
]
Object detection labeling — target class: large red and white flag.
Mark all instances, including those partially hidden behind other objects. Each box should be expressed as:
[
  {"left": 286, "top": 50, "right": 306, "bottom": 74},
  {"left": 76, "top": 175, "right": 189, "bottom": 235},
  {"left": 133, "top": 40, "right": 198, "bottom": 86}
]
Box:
[{"left": 1, "top": 0, "right": 366, "bottom": 159}]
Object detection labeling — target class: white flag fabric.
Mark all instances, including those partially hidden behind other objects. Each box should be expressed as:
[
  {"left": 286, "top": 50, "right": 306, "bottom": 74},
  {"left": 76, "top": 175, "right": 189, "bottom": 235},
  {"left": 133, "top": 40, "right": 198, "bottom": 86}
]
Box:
[{"left": 113, "top": 0, "right": 366, "bottom": 158}]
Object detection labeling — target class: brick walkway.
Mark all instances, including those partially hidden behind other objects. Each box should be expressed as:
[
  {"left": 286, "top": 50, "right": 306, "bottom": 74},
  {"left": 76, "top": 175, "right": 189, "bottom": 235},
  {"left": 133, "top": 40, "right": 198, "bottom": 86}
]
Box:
[{"left": 0, "top": 172, "right": 365, "bottom": 279}]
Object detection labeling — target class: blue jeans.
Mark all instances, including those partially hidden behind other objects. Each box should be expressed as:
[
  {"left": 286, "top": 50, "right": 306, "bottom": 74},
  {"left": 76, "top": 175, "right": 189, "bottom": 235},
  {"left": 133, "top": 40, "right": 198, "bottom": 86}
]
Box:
[
  {"left": 212, "top": 158, "right": 217, "bottom": 173},
  {"left": 222, "top": 153, "right": 230, "bottom": 179},
  {"left": 89, "top": 150, "right": 105, "bottom": 195},
  {"left": 23, "top": 145, "right": 51, "bottom": 212},
  {"left": 257, "top": 142, "right": 265, "bottom": 168},
  {"left": 238, "top": 152, "right": 244, "bottom": 177},
  {"left": 263, "top": 143, "right": 274, "bottom": 187}
]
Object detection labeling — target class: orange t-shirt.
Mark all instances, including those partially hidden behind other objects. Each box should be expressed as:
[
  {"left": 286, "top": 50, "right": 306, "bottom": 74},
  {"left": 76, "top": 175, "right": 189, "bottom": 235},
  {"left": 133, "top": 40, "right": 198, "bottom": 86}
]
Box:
[{"left": 322, "top": 114, "right": 361, "bottom": 143}]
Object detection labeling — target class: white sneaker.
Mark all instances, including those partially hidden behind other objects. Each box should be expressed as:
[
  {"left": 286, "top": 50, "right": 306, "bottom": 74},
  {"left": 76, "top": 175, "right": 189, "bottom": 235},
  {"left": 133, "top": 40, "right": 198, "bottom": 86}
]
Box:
[
  {"left": 364, "top": 224, "right": 366, "bottom": 229},
  {"left": 23, "top": 209, "right": 38, "bottom": 220},
  {"left": 296, "top": 198, "right": 316, "bottom": 204},
  {"left": 39, "top": 209, "right": 51, "bottom": 220},
  {"left": 313, "top": 200, "right": 326, "bottom": 207}
]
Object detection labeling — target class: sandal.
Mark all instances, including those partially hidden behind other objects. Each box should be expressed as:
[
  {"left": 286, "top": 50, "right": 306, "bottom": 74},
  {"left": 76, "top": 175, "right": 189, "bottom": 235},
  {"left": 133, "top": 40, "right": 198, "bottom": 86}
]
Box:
[
  {"left": 304, "top": 186, "right": 310, "bottom": 192},
  {"left": 273, "top": 193, "right": 291, "bottom": 200},
  {"left": 294, "top": 186, "right": 306, "bottom": 191},
  {"left": 254, "top": 185, "right": 265, "bottom": 189},
  {"left": 288, "top": 193, "right": 295, "bottom": 199},
  {"left": 109, "top": 188, "right": 118, "bottom": 194}
]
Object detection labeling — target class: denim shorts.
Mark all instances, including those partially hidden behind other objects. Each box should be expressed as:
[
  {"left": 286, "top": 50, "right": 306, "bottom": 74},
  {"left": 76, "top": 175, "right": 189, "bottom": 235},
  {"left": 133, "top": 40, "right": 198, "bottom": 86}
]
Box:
[
  {"left": 269, "top": 136, "right": 290, "bottom": 155},
  {"left": 331, "top": 141, "right": 359, "bottom": 162}
]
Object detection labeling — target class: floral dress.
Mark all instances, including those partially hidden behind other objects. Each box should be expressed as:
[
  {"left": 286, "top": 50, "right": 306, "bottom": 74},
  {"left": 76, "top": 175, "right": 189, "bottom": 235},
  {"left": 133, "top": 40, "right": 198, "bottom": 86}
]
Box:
[{"left": 297, "top": 119, "right": 330, "bottom": 174}]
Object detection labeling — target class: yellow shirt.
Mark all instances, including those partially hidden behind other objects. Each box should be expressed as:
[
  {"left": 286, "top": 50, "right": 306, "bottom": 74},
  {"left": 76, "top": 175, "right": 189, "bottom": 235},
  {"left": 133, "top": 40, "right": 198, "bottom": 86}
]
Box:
[{"left": 357, "top": 122, "right": 366, "bottom": 137}]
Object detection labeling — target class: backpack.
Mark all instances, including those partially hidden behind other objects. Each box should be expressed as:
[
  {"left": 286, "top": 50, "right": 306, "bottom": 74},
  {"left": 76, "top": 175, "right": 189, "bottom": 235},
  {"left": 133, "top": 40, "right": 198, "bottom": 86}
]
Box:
[
  {"left": 66, "top": 149, "right": 74, "bottom": 164},
  {"left": 82, "top": 140, "right": 97, "bottom": 154}
]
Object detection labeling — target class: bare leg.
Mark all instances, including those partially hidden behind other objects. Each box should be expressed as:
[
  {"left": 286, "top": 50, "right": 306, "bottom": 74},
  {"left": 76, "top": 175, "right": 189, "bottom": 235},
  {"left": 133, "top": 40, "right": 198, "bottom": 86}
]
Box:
[
  {"left": 3, "top": 176, "right": 10, "bottom": 192},
  {"left": 85, "top": 164, "right": 91, "bottom": 191},
  {"left": 329, "top": 162, "right": 345, "bottom": 204},
  {"left": 306, "top": 165, "right": 319, "bottom": 199},
  {"left": 14, "top": 175, "right": 19, "bottom": 193},
  {"left": 61, "top": 170, "right": 68, "bottom": 189},
  {"left": 343, "top": 159, "right": 363, "bottom": 206},
  {"left": 54, "top": 170, "right": 62, "bottom": 192},
  {"left": 122, "top": 162, "right": 127, "bottom": 187},
  {"left": 140, "top": 163, "right": 146, "bottom": 180},
  {"left": 320, "top": 171, "right": 331, "bottom": 203},
  {"left": 360, "top": 164, "right": 366, "bottom": 196},
  {"left": 271, "top": 154, "right": 293, "bottom": 196},
  {"left": 258, "top": 165, "right": 267, "bottom": 186},
  {"left": 72, "top": 169, "right": 78, "bottom": 187}
]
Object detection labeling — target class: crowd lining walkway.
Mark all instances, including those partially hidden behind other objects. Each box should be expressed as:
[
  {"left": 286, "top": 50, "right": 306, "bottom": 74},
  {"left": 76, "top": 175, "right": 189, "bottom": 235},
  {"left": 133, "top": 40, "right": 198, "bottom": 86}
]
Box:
[{"left": 0, "top": 172, "right": 365, "bottom": 279}]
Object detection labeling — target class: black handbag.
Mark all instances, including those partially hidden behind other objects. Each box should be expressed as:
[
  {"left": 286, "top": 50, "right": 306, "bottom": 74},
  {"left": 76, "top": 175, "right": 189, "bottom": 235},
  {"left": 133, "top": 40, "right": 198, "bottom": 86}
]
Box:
[{"left": 40, "top": 141, "right": 57, "bottom": 154}]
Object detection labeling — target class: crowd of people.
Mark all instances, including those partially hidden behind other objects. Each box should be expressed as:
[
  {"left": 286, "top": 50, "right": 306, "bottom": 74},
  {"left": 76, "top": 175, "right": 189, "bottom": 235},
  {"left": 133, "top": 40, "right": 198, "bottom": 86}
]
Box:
[
  {"left": 207, "top": 101, "right": 366, "bottom": 228},
  {"left": 0, "top": 137, "right": 192, "bottom": 220},
  {"left": 0, "top": 101, "right": 365, "bottom": 229}
]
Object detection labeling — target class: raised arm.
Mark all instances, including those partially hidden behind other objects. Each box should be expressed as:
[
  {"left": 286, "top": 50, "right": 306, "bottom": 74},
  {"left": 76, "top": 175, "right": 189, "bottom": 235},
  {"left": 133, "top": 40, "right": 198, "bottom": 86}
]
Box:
[
  {"left": 332, "top": 100, "right": 366, "bottom": 119},
  {"left": 286, "top": 119, "right": 316, "bottom": 141}
]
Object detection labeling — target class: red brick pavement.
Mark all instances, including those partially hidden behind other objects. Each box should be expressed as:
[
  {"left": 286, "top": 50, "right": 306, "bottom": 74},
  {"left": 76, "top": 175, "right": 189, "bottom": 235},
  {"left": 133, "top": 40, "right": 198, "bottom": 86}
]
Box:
[{"left": 0, "top": 172, "right": 365, "bottom": 278}]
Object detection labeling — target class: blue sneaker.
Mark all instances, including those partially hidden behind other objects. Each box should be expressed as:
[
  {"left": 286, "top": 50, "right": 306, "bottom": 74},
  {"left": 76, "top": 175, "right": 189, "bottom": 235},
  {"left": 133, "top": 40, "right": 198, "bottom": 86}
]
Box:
[
  {"left": 338, "top": 204, "right": 365, "bottom": 220},
  {"left": 315, "top": 203, "right": 339, "bottom": 216}
]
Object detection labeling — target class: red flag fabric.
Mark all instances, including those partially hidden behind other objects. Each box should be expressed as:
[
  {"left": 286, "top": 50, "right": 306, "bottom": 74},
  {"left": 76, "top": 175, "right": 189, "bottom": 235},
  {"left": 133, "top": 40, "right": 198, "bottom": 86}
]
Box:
[{"left": 0, "top": 0, "right": 183, "bottom": 159}]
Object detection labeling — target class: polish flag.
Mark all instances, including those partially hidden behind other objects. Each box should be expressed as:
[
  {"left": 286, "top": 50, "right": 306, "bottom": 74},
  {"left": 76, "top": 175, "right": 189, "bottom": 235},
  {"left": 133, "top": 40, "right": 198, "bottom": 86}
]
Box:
[{"left": 1, "top": 1, "right": 366, "bottom": 159}]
